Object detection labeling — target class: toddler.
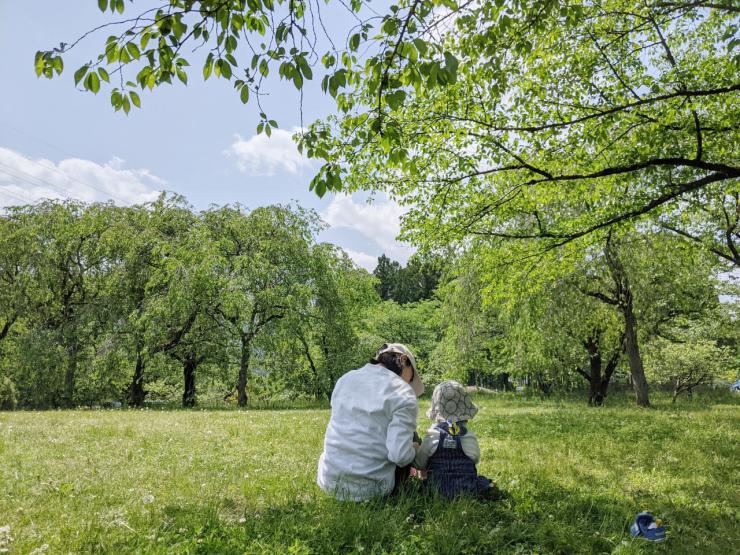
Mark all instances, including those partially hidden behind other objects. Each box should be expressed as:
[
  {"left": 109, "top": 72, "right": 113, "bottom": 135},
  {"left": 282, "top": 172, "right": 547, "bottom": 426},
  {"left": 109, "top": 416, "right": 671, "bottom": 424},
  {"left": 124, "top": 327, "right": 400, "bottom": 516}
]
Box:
[{"left": 414, "top": 380, "right": 498, "bottom": 499}]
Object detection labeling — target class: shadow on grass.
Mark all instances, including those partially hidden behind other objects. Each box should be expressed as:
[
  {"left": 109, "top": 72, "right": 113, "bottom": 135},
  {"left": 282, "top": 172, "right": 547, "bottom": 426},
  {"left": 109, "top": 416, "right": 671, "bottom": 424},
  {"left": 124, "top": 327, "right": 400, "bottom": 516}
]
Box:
[{"left": 71, "top": 477, "right": 739, "bottom": 555}]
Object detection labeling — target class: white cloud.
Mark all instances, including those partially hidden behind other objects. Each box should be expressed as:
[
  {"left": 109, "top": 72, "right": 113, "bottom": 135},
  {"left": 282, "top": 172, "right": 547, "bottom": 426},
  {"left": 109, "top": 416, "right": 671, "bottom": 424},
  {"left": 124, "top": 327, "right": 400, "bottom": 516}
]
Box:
[
  {"left": 0, "top": 147, "right": 162, "bottom": 207},
  {"left": 322, "top": 194, "right": 415, "bottom": 263},
  {"left": 343, "top": 248, "right": 379, "bottom": 271},
  {"left": 224, "top": 128, "right": 312, "bottom": 176}
]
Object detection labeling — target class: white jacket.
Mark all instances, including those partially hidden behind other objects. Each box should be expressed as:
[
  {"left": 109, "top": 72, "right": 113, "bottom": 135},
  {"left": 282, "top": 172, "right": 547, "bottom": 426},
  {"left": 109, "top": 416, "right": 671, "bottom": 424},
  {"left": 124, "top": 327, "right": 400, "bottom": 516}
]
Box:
[{"left": 317, "top": 363, "right": 418, "bottom": 500}]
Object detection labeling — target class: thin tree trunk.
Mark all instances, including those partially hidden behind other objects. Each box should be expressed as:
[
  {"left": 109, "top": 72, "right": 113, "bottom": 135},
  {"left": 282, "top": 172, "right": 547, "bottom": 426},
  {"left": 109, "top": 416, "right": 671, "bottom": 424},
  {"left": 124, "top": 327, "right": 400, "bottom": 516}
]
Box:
[
  {"left": 605, "top": 236, "right": 650, "bottom": 407},
  {"left": 623, "top": 306, "right": 650, "bottom": 407},
  {"left": 298, "top": 333, "right": 324, "bottom": 400},
  {"left": 237, "top": 332, "right": 251, "bottom": 407},
  {"left": 63, "top": 339, "right": 78, "bottom": 408},
  {"left": 0, "top": 313, "right": 17, "bottom": 342},
  {"left": 182, "top": 355, "right": 198, "bottom": 407},
  {"left": 129, "top": 347, "right": 146, "bottom": 406},
  {"left": 586, "top": 335, "right": 603, "bottom": 406}
]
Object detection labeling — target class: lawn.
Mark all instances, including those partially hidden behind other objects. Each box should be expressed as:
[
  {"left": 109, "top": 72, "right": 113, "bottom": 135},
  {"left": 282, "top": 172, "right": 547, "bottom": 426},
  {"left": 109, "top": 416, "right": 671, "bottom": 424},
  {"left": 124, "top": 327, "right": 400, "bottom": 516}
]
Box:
[{"left": 1, "top": 393, "right": 738, "bottom": 554}]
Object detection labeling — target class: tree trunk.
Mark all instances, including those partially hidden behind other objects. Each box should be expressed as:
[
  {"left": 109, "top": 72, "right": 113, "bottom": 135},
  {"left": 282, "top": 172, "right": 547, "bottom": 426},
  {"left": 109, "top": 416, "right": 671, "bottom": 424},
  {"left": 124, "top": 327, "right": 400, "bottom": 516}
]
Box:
[
  {"left": 605, "top": 236, "right": 650, "bottom": 407},
  {"left": 0, "top": 313, "right": 17, "bottom": 342},
  {"left": 586, "top": 336, "right": 603, "bottom": 406},
  {"left": 237, "top": 332, "right": 251, "bottom": 407},
  {"left": 623, "top": 306, "right": 650, "bottom": 407},
  {"left": 63, "top": 339, "right": 78, "bottom": 408},
  {"left": 128, "top": 348, "right": 146, "bottom": 407},
  {"left": 298, "top": 333, "right": 324, "bottom": 400},
  {"left": 182, "top": 355, "right": 198, "bottom": 407}
]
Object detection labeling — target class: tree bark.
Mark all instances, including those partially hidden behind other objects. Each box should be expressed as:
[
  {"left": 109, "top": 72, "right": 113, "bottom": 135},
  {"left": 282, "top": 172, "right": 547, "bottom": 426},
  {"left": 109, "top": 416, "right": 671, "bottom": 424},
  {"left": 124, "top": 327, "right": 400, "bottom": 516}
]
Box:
[
  {"left": 63, "top": 339, "right": 78, "bottom": 408},
  {"left": 605, "top": 236, "right": 650, "bottom": 407},
  {"left": 623, "top": 306, "right": 650, "bottom": 407},
  {"left": 182, "top": 354, "right": 198, "bottom": 407},
  {"left": 128, "top": 347, "right": 146, "bottom": 407},
  {"left": 237, "top": 332, "right": 251, "bottom": 407},
  {"left": 585, "top": 333, "right": 603, "bottom": 405},
  {"left": 0, "top": 313, "right": 17, "bottom": 342}
]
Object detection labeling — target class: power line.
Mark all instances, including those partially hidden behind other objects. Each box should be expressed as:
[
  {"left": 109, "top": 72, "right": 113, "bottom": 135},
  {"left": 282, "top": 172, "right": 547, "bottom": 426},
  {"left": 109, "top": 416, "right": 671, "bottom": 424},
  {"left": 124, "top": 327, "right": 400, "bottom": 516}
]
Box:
[
  {"left": 0, "top": 163, "right": 81, "bottom": 202},
  {"left": 0, "top": 160, "right": 129, "bottom": 206},
  {"left": 1, "top": 122, "right": 147, "bottom": 205},
  {"left": 0, "top": 188, "right": 36, "bottom": 206},
  {"left": 13, "top": 155, "right": 132, "bottom": 206}
]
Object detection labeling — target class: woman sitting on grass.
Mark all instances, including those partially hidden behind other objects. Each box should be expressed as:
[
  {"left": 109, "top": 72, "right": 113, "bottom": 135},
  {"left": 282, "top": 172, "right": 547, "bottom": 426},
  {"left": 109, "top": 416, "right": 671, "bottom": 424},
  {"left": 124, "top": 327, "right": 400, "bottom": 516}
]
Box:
[
  {"left": 317, "top": 343, "right": 424, "bottom": 501},
  {"left": 414, "top": 380, "right": 500, "bottom": 500}
]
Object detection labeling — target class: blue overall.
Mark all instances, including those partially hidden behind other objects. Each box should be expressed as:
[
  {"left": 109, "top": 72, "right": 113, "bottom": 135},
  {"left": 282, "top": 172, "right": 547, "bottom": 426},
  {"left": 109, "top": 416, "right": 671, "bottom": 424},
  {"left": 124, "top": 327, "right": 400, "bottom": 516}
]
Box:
[{"left": 426, "top": 421, "right": 492, "bottom": 499}]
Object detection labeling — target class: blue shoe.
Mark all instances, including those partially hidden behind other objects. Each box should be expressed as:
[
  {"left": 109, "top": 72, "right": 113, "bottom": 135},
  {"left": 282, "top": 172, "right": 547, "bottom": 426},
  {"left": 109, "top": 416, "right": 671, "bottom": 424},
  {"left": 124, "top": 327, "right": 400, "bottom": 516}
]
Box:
[{"left": 630, "top": 512, "right": 666, "bottom": 542}]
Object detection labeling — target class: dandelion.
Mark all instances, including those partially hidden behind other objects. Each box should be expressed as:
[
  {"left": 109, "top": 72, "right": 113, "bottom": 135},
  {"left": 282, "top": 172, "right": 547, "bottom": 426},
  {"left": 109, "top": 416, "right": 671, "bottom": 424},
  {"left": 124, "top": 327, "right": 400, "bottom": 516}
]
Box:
[
  {"left": 0, "top": 525, "right": 12, "bottom": 553},
  {"left": 142, "top": 493, "right": 155, "bottom": 504}
]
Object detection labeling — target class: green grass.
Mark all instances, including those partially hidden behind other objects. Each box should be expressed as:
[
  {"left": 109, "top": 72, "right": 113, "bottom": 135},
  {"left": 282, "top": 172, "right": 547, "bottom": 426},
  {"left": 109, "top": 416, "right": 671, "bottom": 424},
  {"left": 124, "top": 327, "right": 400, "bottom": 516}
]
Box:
[{"left": 1, "top": 392, "right": 738, "bottom": 554}]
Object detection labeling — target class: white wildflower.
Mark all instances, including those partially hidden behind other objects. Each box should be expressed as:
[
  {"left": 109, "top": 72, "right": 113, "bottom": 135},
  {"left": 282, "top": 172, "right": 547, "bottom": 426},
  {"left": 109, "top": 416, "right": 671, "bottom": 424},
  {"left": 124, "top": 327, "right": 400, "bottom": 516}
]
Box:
[{"left": 0, "top": 525, "right": 12, "bottom": 552}]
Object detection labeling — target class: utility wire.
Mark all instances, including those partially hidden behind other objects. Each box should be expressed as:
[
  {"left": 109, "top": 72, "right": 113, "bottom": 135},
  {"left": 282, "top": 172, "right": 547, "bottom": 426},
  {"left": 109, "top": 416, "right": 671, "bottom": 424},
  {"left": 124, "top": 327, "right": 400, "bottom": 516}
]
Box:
[
  {"left": 2, "top": 122, "right": 148, "bottom": 205},
  {"left": 0, "top": 159, "right": 130, "bottom": 206}
]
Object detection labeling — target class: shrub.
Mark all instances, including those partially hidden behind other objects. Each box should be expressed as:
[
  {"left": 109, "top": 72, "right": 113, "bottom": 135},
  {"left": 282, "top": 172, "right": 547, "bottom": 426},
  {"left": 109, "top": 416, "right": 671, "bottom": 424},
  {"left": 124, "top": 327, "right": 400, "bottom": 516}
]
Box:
[{"left": 0, "top": 376, "right": 18, "bottom": 410}]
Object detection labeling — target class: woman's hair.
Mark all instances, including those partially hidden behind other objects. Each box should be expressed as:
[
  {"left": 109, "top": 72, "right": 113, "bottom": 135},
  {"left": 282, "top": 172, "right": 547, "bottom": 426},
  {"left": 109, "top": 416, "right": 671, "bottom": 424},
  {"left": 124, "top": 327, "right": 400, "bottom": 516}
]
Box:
[{"left": 370, "top": 352, "right": 404, "bottom": 375}]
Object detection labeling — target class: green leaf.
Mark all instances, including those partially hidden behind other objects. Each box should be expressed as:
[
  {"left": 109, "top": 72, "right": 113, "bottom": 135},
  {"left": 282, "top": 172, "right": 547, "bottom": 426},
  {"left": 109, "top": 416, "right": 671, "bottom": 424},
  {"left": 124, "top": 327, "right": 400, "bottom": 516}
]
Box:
[
  {"left": 98, "top": 67, "right": 110, "bottom": 83},
  {"left": 203, "top": 54, "right": 213, "bottom": 80},
  {"left": 86, "top": 71, "right": 101, "bottom": 93},
  {"left": 127, "top": 42, "right": 141, "bottom": 60},
  {"left": 240, "top": 85, "right": 250, "bottom": 104},
  {"left": 34, "top": 52, "right": 45, "bottom": 77},
  {"left": 74, "top": 65, "right": 88, "bottom": 85},
  {"left": 314, "top": 179, "right": 327, "bottom": 198},
  {"left": 349, "top": 34, "right": 361, "bottom": 51},
  {"left": 265, "top": 123, "right": 272, "bottom": 137},
  {"left": 52, "top": 56, "right": 64, "bottom": 75},
  {"left": 98, "top": 0, "right": 108, "bottom": 12},
  {"left": 130, "top": 90, "right": 141, "bottom": 108}
]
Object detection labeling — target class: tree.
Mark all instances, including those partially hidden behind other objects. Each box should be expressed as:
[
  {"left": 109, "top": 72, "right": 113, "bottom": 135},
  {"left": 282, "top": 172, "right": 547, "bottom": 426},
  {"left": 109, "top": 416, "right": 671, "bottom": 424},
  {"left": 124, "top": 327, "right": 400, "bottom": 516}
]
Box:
[
  {"left": 646, "top": 337, "right": 734, "bottom": 402},
  {"left": 0, "top": 213, "right": 32, "bottom": 344},
  {"left": 143, "top": 213, "right": 228, "bottom": 407},
  {"left": 38, "top": 3, "right": 738, "bottom": 234},
  {"left": 15, "top": 201, "right": 113, "bottom": 407},
  {"left": 102, "top": 194, "right": 195, "bottom": 406},
  {"left": 204, "top": 204, "right": 317, "bottom": 406},
  {"left": 303, "top": 2, "right": 739, "bottom": 244},
  {"left": 373, "top": 254, "right": 402, "bottom": 301},
  {"left": 264, "top": 243, "right": 378, "bottom": 399},
  {"left": 372, "top": 252, "right": 442, "bottom": 303}
]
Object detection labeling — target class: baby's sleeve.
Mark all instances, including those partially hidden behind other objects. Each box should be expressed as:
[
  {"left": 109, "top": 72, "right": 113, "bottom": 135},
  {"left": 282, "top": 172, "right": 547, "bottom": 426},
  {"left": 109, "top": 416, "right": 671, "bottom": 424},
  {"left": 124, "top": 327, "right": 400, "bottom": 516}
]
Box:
[
  {"left": 413, "top": 428, "right": 439, "bottom": 469},
  {"left": 461, "top": 432, "right": 480, "bottom": 464}
]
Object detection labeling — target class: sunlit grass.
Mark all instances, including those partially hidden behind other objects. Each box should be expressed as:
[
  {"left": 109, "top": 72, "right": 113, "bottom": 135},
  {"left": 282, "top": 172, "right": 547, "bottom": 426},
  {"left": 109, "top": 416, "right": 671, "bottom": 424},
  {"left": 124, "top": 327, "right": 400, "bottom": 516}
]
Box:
[{"left": 1, "top": 392, "right": 738, "bottom": 553}]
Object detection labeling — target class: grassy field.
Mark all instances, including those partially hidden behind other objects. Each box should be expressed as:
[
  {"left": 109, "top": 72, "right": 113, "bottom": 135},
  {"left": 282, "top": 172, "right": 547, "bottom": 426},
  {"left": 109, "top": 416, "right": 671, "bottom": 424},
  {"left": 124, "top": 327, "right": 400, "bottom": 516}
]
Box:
[{"left": 1, "top": 393, "right": 738, "bottom": 554}]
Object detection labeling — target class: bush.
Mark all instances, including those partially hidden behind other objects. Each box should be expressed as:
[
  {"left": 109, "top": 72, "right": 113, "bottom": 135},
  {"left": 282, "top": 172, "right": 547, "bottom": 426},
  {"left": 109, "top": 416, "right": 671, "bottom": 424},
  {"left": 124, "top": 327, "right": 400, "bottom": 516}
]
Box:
[{"left": 0, "top": 376, "right": 18, "bottom": 410}]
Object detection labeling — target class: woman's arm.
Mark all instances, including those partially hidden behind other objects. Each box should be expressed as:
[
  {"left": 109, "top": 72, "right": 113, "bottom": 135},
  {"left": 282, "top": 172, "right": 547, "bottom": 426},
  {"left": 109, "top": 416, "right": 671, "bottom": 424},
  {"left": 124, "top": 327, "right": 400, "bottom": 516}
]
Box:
[
  {"left": 386, "top": 397, "right": 418, "bottom": 466},
  {"left": 413, "top": 428, "right": 440, "bottom": 469}
]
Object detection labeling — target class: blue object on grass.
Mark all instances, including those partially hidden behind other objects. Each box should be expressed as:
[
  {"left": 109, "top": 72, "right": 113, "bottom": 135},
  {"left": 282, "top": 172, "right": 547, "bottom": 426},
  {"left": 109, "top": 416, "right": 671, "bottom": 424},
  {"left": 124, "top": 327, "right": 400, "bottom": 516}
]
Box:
[
  {"left": 730, "top": 379, "right": 740, "bottom": 392},
  {"left": 630, "top": 512, "right": 666, "bottom": 542}
]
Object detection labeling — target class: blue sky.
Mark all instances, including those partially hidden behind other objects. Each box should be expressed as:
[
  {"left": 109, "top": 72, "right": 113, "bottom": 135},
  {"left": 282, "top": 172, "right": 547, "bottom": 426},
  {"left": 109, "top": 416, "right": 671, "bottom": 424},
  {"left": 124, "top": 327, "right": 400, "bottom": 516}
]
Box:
[{"left": 0, "top": 1, "right": 412, "bottom": 269}]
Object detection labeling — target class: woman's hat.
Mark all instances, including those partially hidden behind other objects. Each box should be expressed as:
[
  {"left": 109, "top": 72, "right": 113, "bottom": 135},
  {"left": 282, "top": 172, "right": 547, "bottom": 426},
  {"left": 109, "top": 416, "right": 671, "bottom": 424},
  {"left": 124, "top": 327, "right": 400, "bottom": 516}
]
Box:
[
  {"left": 427, "top": 380, "right": 478, "bottom": 422},
  {"left": 375, "top": 343, "right": 425, "bottom": 396}
]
